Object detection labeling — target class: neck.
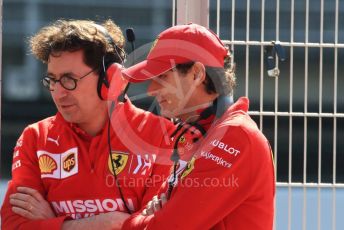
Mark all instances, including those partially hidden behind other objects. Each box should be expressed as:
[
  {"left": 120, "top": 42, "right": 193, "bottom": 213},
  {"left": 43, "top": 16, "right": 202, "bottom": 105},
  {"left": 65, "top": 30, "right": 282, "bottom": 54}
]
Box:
[
  {"left": 178, "top": 103, "right": 210, "bottom": 122},
  {"left": 78, "top": 103, "right": 108, "bottom": 136},
  {"left": 179, "top": 93, "right": 219, "bottom": 122}
]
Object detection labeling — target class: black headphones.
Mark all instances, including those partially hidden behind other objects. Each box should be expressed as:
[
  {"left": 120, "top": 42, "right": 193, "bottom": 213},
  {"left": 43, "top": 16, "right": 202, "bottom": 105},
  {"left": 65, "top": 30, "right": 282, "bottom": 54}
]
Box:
[
  {"left": 93, "top": 24, "right": 133, "bottom": 213},
  {"left": 167, "top": 95, "right": 233, "bottom": 199},
  {"left": 93, "top": 24, "right": 127, "bottom": 101}
]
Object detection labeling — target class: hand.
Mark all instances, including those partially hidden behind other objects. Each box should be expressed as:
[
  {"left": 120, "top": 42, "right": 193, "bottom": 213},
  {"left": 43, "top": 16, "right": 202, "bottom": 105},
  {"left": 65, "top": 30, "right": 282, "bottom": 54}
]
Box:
[
  {"left": 62, "top": 211, "right": 130, "bottom": 230},
  {"left": 142, "top": 193, "right": 167, "bottom": 216},
  {"left": 106, "top": 211, "right": 131, "bottom": 230},
  {"left": 9, "top": 186, "right": 56, "bottom": 220}
]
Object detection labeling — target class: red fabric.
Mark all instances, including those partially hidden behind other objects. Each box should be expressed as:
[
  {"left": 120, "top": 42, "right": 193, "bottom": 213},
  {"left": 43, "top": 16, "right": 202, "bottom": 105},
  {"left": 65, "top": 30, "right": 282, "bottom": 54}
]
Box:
[
  {"left": 123, "top": 23, "right": 228, "bottom": 82},
  {"left": 1, "top": 100, "right": 175, "bottom": 230},
  {"left": 101, "top": 63, "right": 128, "bottom": 101},
  {"left": 123, "top": 97, "right": 275, "bottom": 230}
]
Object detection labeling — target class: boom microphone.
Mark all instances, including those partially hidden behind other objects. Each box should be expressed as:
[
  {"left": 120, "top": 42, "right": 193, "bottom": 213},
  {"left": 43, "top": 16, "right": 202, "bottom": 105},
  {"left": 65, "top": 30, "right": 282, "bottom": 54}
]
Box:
[{"left": 126, "top": 28, "right": 136, "bottom": 51}]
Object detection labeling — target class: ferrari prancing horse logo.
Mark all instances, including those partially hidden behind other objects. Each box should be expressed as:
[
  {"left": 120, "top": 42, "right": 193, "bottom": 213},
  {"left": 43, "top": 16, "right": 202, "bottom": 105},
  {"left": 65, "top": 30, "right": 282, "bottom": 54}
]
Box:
[
  {"left": 108, "top": 152, "right": 129, "bottom": 175},
  {"left": 181, "top": 157, "right": 196, "bottom": 179}
]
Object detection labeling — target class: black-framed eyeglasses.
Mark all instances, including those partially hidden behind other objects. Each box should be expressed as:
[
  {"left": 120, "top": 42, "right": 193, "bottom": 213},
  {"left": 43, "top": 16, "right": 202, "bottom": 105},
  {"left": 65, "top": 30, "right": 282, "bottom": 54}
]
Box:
[{"left": 41, "top": 68, "right": 97, "bottom": 91}]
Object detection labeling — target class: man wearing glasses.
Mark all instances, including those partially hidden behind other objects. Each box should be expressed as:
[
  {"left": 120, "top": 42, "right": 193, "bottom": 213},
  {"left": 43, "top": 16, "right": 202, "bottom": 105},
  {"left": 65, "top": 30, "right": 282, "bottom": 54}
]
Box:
[{"left": 1, "top": 19, "right": 175, "bottom": 229}]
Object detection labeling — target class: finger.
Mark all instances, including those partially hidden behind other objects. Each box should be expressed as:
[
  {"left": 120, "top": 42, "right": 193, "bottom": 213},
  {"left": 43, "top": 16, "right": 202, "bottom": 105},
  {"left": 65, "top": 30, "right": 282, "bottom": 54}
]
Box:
[
  {"left": 146, "top": 200, "right": 152, "bottom": 210},
  {"left": 11, "top": 192, "right": 40, "bottom": 210},
  {"left": 152, "top": 196, "right": 161, "bottom": 212},
  {"left": 9, "top": 193, "right": 30, "bottom": 202},
  {"left": 10, "top": 194, "right": 40, "bottom": 215},
  {"left": 17, "top": 187, "right": 43, "bottom": 202},
  {"left": 12, "top": 206, "right": 35, "bottom": 219},
  {"left": 141, "top": 209, "right": 148, "bottom": 216},
  {"left": 9, "top": 198, "right": 29, "bottom": 210},
  {"left": 160, "top": 193, "right": 167, "bottom": 207},
  {"left": 145, "top": 201, "right": 154, "bottom": 215},
  {"left": 145, "top": 207, "right": 154, "bottom": 215}
]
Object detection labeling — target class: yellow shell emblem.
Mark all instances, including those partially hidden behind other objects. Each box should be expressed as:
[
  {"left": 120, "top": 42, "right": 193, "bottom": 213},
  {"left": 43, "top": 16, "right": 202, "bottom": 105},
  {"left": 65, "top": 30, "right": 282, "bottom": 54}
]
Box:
[
  {"left": 181, "top": 157, "right": 196, "bottom": 179},
  {"left": 39, "top": 154, "right": 57, "bottom": 174},
  {"left": 108, "top": 152, "right": 129, "bottom": 175}
]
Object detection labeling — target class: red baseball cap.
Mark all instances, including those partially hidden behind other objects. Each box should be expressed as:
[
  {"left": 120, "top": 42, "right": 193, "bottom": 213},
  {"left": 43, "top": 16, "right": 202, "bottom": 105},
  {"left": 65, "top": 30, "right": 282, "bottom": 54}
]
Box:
[{"left": 122, "top": 23, "right": 228, "bottom": 82}]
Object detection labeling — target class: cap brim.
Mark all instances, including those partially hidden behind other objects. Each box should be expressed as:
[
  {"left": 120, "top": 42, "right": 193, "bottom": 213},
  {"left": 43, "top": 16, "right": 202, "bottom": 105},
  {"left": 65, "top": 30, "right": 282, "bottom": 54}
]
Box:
[{"left": 122, "top": 59, "right": 174, "bottom": 83}]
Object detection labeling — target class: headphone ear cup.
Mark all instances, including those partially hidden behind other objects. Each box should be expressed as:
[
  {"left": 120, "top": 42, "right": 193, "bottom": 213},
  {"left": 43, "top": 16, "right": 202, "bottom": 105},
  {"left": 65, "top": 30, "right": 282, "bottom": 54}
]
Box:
[
  {"left": 97, "top": 68, "right": 109, "bottom": 100},
  {"left": 97, "top": 55, "right": 112, "bottom": 100},
  {"left": 97, "top": 69, "right": 105, "bottom": 100},
  {"left": 99, "top": 63, "right": 125, "bottom": 101}
]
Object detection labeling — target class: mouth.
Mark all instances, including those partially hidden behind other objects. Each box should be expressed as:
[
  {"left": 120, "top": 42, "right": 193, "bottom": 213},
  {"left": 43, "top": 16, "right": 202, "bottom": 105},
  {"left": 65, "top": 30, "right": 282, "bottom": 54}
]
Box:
[{"left": 59, "top": 104, "right": 76, "bottom": 110}]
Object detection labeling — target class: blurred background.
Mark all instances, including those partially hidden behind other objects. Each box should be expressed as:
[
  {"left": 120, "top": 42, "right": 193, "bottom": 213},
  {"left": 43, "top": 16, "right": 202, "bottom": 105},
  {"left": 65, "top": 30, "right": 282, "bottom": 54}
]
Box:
[
  {"left": 1, "top": 0, "right": 174, "bottom": 178},
  {"left": 1, "top": 0, "right": 344, "bottom": 229},
  {"left": 2, "top": 0, "right": 343, "bottom": 182}
]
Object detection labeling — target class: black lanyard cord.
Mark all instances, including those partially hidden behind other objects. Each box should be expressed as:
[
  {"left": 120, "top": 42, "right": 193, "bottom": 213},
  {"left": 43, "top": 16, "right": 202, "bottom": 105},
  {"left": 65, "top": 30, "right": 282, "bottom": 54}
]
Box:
[
  {"left": 167, "top": 162, "right": 178, "bottom": 200},
  {"left": 167, "top": 118, "right": 207, "bottom": 199},
  {"left": 107, "top": 102, "right": 132, "bottom": 214}
]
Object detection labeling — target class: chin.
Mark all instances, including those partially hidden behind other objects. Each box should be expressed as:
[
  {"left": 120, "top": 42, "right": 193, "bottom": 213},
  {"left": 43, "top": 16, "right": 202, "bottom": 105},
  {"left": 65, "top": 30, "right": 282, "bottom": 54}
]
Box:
[
  {"left": 160, "top": 109, "right": 172, "bottom": 119},
  {"left": 161, "top": 109, "right": 180, "bottom": 119},
  {"left": 60, "top": 112, "right": 79, "bottom": 124}
]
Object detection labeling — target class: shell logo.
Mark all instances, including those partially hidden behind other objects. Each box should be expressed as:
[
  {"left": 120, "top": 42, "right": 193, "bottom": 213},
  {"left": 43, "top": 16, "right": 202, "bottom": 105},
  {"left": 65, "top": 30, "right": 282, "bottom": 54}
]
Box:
[{"left": 39, "top": 154, "right": 57, "bottom": 174}]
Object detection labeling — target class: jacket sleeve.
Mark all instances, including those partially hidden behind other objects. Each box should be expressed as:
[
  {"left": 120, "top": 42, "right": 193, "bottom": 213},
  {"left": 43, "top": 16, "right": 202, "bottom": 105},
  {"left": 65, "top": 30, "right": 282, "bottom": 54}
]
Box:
[
  {"left": 1, "top": 126, "right": 69, "bottom": 230},
  {"left": 122, "top": 126, "right": 274, "bottom": 229},
  {"left": 139, "top": 163, "right": 170, "bottom": 208},
  {"left": 139, "top": 116, "right": 175, "bottom": 208}
]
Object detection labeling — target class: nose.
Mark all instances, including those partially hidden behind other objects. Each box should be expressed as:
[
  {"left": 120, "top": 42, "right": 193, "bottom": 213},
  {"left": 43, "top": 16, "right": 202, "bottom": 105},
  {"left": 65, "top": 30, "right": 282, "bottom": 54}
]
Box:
[{"left": 51, "top": 82, "right": 68, "bottom": 99}]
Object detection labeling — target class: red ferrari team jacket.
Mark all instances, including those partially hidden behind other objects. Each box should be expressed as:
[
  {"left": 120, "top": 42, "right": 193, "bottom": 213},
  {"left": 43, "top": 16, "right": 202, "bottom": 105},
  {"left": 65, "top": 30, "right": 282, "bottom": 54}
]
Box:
[
  {"left": 1, "top": 100, "right": 175, "bottom": 230},
  {"left": 123, "top": 97, "right": 276, "bottom": 230}
]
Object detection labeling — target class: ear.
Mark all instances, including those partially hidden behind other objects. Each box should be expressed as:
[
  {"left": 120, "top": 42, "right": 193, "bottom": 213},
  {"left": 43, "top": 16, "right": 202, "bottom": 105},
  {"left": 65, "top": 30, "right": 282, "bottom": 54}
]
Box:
[{"left": 192, "top": 62, "right": 206, "bottom": 85}]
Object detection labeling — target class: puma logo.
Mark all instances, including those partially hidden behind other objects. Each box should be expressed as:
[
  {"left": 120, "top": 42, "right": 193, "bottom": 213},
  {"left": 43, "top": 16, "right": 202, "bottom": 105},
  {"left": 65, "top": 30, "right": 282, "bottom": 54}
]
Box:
[{"left": 47, "top": 136, "right": 60, "bottom": 146}]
